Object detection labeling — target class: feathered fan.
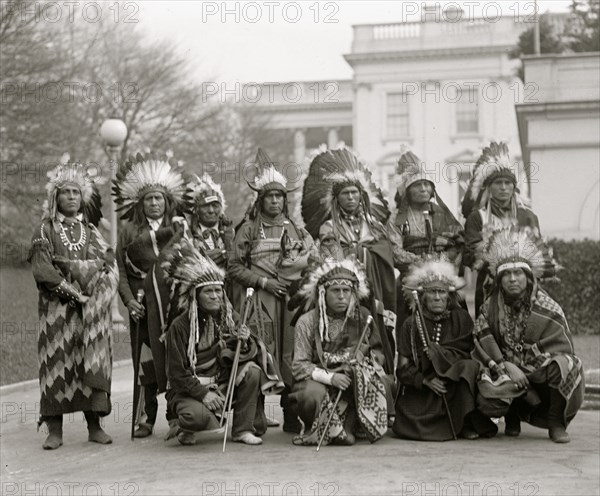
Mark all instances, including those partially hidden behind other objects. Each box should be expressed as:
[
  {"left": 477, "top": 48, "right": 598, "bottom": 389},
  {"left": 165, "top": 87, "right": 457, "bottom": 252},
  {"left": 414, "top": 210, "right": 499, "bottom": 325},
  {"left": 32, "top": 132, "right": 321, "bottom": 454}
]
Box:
[{"left": 301, "top": 144, "right": 390, "bottom": 239}]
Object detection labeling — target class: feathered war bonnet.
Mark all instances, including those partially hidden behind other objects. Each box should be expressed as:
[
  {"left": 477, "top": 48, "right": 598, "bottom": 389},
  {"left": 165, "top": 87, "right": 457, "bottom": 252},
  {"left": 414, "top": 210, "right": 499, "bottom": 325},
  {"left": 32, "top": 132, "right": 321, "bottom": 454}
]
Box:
[
  {"left": 189, "top": 173, "right": 226, "bottom": 210},
  {"left": 393, "top": 149, "right": 455, "bottom": 218},
  {"left": 402, "top": 257, "right": 466, "bottom": 311},
  {"left": 112, "top": 152, "right": 191, "bottom": 221},
  {"left": 244, "top": 148, "right": 298, "bottom": 219},
  {"left": 475, "top": 225, "right": 557, "bottom": 282},
  {"left": 301, "top": 144, "right": 390, "bottom": 239},
  {"left": 161, "top": 237, "right": 234, "bottom": 370},
  {"left": 461, "top": 141, "right": 529, "bottom": 218},
  {"left": 297, "top": 253, "right": 369, "bottom": 343},
  {"left": 43, "top": 153, "right": 105, "bottom": 227}
]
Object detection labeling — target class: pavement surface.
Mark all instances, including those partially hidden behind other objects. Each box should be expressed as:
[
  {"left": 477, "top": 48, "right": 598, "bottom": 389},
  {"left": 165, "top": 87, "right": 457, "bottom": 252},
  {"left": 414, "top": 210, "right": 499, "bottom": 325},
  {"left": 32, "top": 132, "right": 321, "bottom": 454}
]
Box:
[{"left": 1, "top": 363, "right": 599, "bottom": 496}]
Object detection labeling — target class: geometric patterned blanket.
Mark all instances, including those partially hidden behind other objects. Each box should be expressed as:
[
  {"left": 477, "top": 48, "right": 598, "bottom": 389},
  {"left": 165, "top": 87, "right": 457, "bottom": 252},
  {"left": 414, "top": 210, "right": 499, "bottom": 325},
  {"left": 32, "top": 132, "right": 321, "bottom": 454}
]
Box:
[{"left": 293, "top": 358, "right": 387, "bottom": 446}]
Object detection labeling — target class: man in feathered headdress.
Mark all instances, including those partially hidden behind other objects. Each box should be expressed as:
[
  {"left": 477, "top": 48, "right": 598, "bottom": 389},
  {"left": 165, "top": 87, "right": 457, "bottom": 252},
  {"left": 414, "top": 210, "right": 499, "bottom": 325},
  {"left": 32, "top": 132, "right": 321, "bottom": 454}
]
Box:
[
  {"left": 29, "top": 157, "right": 118, "bottom": 449},
  {"left": 163, "top": 239, "right": 283, "bottom": 445},
  {"left": 462, "top": 141, "right": 541, "bottom": 316},
  {"left": 302, "top": 145, "right": 402, "bottom": 376},
  {"left": 228, "top": 148, "right": 314, "bottom": 433},
  {"left": 113, "top": 152, "right": 191, "bottom": 438},
  {"left": 290, "top": 258, "right": 389, "bottom": 446},
  {"left": 188, "top": 173, "right": 233, "bottom": 272},
  {"left": 392, "top": 259, "right": 497, "bottom": 441},
  {"left": 393, "top": 150, "right": 464, "bottom": 329},
  {"left": 472, "top": 227, "right": 583, "bottom": 443}
]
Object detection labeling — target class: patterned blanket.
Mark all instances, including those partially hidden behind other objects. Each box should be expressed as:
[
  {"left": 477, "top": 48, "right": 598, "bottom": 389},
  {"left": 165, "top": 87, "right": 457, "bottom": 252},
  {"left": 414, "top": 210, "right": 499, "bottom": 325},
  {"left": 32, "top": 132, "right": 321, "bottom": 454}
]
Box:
[{"left": 293, "top": 358, "right": 387, "bottom": 446}]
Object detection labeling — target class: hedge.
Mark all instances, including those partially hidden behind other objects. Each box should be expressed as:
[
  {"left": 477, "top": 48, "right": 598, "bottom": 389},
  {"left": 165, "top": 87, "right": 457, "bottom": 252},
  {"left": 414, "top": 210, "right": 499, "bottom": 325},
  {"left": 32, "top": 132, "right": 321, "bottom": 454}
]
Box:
[{"left": 544, "top": 238, "right": 600, "bottom": 335}]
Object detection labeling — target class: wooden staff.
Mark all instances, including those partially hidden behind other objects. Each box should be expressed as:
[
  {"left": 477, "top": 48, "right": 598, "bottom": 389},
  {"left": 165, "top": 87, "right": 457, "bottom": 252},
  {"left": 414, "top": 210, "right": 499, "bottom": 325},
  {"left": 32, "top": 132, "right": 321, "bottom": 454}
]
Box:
[
  {"left": 221, "top": 287, "right": 255, "bottom": 453},
  {"left": 411, "top": 290, "right": 457, "bottom": 440},
  {"left": 316, "top": 315, "right": 373, "bottom": 452},
  {"left": 131, "top": 289, "right": 144, "bottom": 441}
]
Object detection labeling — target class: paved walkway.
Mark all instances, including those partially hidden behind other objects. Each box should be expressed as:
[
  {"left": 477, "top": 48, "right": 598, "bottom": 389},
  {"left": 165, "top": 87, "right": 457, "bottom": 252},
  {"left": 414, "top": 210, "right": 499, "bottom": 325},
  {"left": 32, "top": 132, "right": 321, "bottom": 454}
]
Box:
[{"left": 1, "top": 365, "right": 599, "bottom": 496}]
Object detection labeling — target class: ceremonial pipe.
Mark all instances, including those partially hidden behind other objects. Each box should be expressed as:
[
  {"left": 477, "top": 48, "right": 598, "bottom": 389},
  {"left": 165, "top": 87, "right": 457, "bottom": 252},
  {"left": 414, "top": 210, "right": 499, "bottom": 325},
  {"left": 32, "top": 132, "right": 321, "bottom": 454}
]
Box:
[
  {"left": 131, "top": 289, "right": 145, "bottom": 441},
  {"left": 316, "top": 315, "right": 373, "bottom": 452},
  {"left": 411, "top": 290, "right": 457, "bottom": 440},
  {"left": 221, "top": 287, "right": 255, "bottom": 452}
]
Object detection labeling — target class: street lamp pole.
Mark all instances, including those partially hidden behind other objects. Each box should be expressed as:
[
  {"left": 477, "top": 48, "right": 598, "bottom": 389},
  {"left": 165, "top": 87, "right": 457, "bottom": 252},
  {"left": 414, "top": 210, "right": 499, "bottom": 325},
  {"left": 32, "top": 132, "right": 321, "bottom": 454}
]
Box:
[{"left": 100, "top": 118, "right": 128, "bottom": 324}]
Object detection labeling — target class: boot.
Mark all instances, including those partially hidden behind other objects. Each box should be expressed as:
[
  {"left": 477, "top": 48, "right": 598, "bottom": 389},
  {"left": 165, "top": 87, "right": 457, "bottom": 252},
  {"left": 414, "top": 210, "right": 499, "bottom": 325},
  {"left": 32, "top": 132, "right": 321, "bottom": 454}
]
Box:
[
  {"left": 548, "top": 389, "right": 569, "bottom": 444},
  {"left": 84, "top": 411, "right": 112, "bottom": 444},
  {"left": 133, "top": 422, "right": 153, "bottom": 438},
  {"left": 504, "top": 411, "right": 521, "bottom": 437},
  {"left": 41, "top": 416, "right": 63, "bottom": 450},
  {"left": 281, "top": 390, "right": 302, "bottom": 434}
]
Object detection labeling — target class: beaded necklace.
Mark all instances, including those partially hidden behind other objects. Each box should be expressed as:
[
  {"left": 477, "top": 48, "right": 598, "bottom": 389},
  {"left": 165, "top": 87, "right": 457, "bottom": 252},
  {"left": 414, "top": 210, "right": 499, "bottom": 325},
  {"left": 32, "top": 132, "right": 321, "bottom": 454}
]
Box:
[
  {"left": 259, "top": 220, "right": 288, "bottom": 241},
  {"left": 408, "top": 206, "right": 426, "bottom": 235},
  {"left": 59, "top": 221, "right": 87, "bottom": 252}
]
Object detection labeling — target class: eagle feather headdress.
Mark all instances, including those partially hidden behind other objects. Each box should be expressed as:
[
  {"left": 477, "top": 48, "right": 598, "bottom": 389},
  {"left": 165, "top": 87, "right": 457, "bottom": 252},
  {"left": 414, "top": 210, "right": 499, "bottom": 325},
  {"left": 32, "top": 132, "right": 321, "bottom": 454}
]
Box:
[
  {"left": 402, "top": 258, "right": 465, "bottom": 310},
  {"left": 394, "top": 150, "right": 438, "bottom": 201},
  {"left": 475, "top": 225, "right": 557, "bottom": 279},
  {"left": 161, "top": 237, "right": 233, "bottom": 371},
  {"left": 247, "top": 148, "right": 297, "bottom": 193},
  {"left": 301, "top": 144, "right": 390, "bottom": 239},
  {"left": 43, "top": 153, "right": 105, "bottom": 226},
  {"left": 297, "top": 255, "right": 369, "bottom": 342},
  {"left": 112, "top": 152, "right": 191, "bottom": 221},
  {"left": 189, "top": 173, "right": 226, "bottom": 210},
  {"left": 461, "top": 141, "right": 530, "bottom": 218}
]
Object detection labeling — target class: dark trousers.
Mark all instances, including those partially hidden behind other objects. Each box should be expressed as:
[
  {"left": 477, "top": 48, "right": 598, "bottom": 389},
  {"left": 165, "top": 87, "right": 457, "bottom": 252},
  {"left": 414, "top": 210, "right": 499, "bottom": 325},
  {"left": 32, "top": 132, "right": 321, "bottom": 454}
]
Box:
[
  {"left": 509, "top": 362, "right": 568, "bottom": 428},
  {"left": 293, "top": 380, "right": 328, "bottom": 429},
  {"left": 169, "top": 367, "right": 267, "bottom": 436}
]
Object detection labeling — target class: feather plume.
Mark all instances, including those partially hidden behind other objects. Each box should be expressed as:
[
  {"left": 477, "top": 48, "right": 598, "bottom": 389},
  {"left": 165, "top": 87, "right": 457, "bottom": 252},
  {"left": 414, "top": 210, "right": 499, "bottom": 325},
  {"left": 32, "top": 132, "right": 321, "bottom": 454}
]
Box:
[
  {"left": 475, "top": 226, "right": 556, "bottom": 278},
  {"left": 189, "top": 173, "right": 227, "bottom": 211},
  {"left": 161, "top": 237, "right": 225, "bottom": 310},
  {"left": 112, "top": 152, "right": 191, "bottom": 221},
  {"left": 301, "top": 144, "right": 390, "bottom": 238},
  {"left": 402, "top": 258, "right": 465, "bottom": 303},
  {"left": 43, "top": 158, "right": 105, "bottom": 226}
]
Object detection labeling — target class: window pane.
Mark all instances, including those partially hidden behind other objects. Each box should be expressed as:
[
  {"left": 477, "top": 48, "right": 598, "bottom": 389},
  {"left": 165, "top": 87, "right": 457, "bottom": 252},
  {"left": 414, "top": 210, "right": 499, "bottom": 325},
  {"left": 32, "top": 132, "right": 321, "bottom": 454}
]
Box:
[
  {"left": 387, "top": 93, "right": 409, "bottom": 138},
  {"left": 456, "top": 88, "right": 479, "bottom": 134}
]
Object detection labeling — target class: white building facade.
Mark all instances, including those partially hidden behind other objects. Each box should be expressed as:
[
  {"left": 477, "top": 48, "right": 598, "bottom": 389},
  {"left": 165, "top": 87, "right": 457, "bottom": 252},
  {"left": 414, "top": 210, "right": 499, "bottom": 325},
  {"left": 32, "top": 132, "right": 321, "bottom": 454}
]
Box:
[{"left": 250, "top": 12, "right": 571, "bottom": 224}]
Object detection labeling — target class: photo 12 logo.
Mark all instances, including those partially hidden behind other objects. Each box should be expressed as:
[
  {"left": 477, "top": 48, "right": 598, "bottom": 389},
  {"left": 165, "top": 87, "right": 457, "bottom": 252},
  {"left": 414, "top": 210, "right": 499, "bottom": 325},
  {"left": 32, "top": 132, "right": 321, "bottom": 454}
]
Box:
[
  {"left": 201, "top": 1, "right": 340, "bottom": 24},
  {"left": 0, "top": 1, "right": 140, "bottom": 24}
]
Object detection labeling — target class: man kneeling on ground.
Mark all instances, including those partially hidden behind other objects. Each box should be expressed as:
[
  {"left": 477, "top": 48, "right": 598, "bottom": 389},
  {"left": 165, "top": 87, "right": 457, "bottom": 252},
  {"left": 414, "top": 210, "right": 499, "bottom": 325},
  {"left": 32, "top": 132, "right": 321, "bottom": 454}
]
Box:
[
  {"left": 473, "top": 227, "right": 584, "bottom": 443},
  {"left": 290, "top": 258, "right": 389, "bottom": 446},
  {"left": 162, "top": 239, "right": 283, "bottom": 446},
  {"left": 393, "top": 259, "right": 497, "bottom": 441}
]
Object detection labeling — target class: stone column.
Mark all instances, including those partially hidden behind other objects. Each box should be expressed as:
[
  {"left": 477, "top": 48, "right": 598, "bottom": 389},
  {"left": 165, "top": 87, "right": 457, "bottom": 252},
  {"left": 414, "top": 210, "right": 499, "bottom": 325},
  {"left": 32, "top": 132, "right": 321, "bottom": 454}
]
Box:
[{"left": 327, "top": 127, "right": 339, "bottom": 149}]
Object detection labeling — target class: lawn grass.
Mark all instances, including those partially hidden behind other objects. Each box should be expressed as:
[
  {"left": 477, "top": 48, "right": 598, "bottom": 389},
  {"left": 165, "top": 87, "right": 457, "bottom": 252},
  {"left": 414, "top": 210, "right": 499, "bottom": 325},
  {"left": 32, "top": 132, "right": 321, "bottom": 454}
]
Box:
[{"left": 1, "top": 267, "right": 599, "bottom": 385}]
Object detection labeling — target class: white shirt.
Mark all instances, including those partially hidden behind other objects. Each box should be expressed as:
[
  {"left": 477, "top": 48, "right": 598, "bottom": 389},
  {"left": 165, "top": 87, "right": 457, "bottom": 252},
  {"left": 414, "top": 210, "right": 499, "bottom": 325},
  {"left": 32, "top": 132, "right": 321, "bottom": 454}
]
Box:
[{"left": 146, "top": 217, "right": 164, "bottom": 231}]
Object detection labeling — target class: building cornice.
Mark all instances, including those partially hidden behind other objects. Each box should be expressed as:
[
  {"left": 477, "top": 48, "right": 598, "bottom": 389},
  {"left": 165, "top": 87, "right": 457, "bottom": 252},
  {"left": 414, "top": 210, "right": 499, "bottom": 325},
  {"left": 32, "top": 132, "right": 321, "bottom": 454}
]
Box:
[
  {"left": 254, "top": 102, "right": 353, "bottom": 112},
  {"left": 344, "top": 45, "right": 514, "bottom": 65}
]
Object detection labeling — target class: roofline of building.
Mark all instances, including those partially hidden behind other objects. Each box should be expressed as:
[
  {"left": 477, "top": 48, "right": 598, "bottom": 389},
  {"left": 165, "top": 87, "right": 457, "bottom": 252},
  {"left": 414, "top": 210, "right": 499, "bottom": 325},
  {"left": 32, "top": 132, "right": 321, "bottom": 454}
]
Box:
[
  {"left": 522, "top": 52, "right": 600, "bottom": 61},
  {"left": 343, "top": 45, "right": 515, "bottom": 65},
  {"left": 349, "top": 11, "right": 569, "bottom": 28},
  {"left": 252, "top": 102, "right": 353, "bottom": 112}
]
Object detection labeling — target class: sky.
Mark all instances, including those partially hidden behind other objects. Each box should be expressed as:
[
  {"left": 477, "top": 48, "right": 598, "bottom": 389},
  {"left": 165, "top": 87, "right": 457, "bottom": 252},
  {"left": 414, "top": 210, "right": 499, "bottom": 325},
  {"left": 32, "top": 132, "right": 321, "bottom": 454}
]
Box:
[{"left": 136, "top": 1, "right": 573, "bottom": 83}]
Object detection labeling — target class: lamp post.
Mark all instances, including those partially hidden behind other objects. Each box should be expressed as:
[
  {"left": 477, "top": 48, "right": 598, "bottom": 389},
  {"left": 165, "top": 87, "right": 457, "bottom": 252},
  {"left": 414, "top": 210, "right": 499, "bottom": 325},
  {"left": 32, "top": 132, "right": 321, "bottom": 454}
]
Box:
[{"left": 100, "top": 118, "right": 128, "bottom": 324}]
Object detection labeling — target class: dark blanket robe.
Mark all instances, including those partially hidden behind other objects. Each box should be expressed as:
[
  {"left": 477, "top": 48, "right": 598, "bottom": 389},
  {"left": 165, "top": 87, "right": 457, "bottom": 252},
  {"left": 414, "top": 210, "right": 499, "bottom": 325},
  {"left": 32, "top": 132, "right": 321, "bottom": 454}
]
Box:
[
  {"left": 394, "top": 202, "right": 464, "bottom": 329},
  {"left": 30, "top": 220, "right": 118, "bottom": 416},
  {"left": 473, "top": 288, "right": 584, "bottom": 428},
  {"left": 393, "top": 308, "right": 480, "bottom": 441},
  {"left": 116, "top": 220, "right": 176, "bottom": 392}
]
